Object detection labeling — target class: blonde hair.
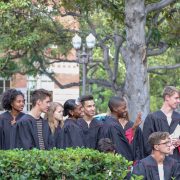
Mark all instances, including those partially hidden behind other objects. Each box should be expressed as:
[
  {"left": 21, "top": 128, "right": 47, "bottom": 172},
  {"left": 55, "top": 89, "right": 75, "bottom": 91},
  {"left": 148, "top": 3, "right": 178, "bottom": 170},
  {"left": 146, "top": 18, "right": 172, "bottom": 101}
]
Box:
[
  {"left": 162, "top": 86, "right": 179, "bottom": 100},
  {"left": 45, "top": 102, "right": 63, "bottom": 134}
]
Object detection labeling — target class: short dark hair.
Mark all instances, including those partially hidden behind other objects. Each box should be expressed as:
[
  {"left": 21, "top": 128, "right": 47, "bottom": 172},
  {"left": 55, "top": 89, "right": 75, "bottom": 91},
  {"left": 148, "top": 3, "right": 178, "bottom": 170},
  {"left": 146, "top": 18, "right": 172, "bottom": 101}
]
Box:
[
  {"left": 1, "top": 89, "right": 24, "bottom": 110},
  {"left": 31, "top": 89, "right": 51, "bottom": 107},
  {"left": 108, "top": 96, "right": 125, "bottom": 112},
  {"left": 162, "top": 86, "right": 179, "bottom": 100},
  {"left": 80, "top": 95, "right": 94, "bottom": 106},
  {"left": 63, "top": 99, "right": 78, "bottom": 116},
  {"left": 148, "top": 132, "right": 170, "bottom": 150},
  {"left": 98, "top": 138, "right": 115, "bottom": 153}
]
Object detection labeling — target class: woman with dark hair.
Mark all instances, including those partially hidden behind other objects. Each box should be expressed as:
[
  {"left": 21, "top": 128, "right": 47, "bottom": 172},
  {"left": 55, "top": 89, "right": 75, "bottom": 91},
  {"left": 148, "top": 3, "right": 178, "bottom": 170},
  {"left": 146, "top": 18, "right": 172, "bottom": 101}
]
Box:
[
  {"left": 44, "top": 102, "right": 64, "bottom": 147},
  {"left": 57, "top": 99, "right": 85, "bottom": 148},
  {"left": 0, "top": 89, "right": 25, "bottom": 149}
]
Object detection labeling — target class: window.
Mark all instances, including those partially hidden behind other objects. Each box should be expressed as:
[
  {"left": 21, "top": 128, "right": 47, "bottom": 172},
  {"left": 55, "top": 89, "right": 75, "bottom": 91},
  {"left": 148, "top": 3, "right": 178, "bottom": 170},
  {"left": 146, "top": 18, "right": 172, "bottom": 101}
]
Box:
[{"left": 0, "top": 79, "right": 10, "bottom": 111}]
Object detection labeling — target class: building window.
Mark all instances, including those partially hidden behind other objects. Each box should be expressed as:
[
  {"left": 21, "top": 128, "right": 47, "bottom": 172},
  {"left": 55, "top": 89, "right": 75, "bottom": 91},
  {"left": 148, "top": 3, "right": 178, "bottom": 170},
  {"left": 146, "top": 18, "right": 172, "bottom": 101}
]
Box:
[{"left": 0, "top": 79, "right": 10, "bottom": 111}]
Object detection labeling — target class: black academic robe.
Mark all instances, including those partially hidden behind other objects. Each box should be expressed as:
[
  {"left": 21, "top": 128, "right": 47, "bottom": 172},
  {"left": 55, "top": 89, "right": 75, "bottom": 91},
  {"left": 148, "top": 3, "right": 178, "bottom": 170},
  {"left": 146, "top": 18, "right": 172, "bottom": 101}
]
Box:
[
  {"left": 54, "top": 125, "right": 62, "bottom": 148},
  {"left": 57, "top": 118, "right": 85, "bottom": 149},
  {"left": 124, "top": 121, "right": 145, "bottom": 160},
  {"left": 102, "top": 116, "right": 134, "bottom": 161},
  {"left": 0, "top": 111, "right": 25, "bottom": 150},
  {"left": 77, "top": 118, "right": 104, "bottom": 149},
  {"left": 132, "top": 155, "right": 180, "bottom": 180},
  {"left": 143, "top": 110, "right": 180, "bottom": 161},
  {"left": 15, "top": 114, "right": 54, "bottom": 150}
]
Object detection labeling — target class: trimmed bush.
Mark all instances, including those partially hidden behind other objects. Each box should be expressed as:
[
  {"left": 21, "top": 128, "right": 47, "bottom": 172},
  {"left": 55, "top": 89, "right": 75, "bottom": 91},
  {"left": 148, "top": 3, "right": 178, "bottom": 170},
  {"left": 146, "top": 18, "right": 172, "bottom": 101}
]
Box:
[{"left": 0, "top": 148, "right": 133, "bottom": 180}]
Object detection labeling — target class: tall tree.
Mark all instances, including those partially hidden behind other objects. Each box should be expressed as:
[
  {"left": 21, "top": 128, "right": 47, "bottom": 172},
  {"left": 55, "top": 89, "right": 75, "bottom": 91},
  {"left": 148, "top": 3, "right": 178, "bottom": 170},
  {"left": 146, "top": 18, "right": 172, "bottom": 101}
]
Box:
[{"left": 0, "top": 0, "right": 179, "bottom": 121}]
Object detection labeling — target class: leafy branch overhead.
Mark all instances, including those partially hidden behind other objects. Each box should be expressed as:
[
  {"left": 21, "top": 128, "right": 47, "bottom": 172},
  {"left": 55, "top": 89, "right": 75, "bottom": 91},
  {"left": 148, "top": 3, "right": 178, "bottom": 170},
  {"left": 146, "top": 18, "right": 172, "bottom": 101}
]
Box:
[{"left": 0, "top": 0, "right": 179, "bottom": 86}]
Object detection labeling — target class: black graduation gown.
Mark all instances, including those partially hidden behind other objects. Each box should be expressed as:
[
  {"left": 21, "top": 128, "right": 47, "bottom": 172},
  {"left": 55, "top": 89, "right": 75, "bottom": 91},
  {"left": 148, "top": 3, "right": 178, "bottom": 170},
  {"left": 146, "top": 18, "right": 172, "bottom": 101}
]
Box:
[
  {"left": 102, "top": 116, "right": 134, "bottom": 161},
  {"left": 15, "top": 114, "right": 54, "bottom": 150},
  {"left": 54, "top": 125, "right": 62, "bottom": 148},
  {"left": 77, "top": 118, "right": 104, "bottom": 149},
  {"left": 124, "top": 121, "right": 145, "bottom": 160},
  {"left": 57, "top": 118, "right": 85, "bottom": 149},
  {"left": 143, "top": 110, "right": 180, "bottom": 161},
  {"left": 132, "top": 155, "right": 180, "bottom": 180},
  {"left": 0, "top": 111, "right": 25, "bottom": 150}
]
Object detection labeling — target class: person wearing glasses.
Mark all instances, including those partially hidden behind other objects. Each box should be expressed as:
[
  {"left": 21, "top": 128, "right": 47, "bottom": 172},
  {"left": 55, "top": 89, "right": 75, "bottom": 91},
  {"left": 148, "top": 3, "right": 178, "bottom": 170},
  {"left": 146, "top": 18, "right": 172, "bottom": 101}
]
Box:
[
  {"left": 132, "top": 132, "right": 180, "bottom": 180},
  {"left": 143, "top": 86, "right": 180, "bottom": 162}
]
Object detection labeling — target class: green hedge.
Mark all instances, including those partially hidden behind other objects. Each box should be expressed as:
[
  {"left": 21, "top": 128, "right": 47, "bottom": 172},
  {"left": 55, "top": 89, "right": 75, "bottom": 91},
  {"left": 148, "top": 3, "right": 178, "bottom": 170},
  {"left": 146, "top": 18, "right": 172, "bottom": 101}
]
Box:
[{"left": 0, "top": 148, "right": 135, "bottom": 180}]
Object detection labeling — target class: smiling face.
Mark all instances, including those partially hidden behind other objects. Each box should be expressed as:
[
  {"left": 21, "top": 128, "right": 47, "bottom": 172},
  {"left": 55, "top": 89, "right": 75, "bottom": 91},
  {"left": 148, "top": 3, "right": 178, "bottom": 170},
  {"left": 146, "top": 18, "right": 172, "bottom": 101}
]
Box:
[
  {"left": 165, "top": 92, "right": 180, "bottom": 110},
  {"left": 11, "top": 95, "right": 25, "bottom": 112},
  {"left": 72, "top": 104, "right": 83, "bottom": 119},
  {"left": 116, "top": 101, "right": 128, "bottom": 119},
  {"left": 82, "top": 100, "right": 96, "bottom": 119}
]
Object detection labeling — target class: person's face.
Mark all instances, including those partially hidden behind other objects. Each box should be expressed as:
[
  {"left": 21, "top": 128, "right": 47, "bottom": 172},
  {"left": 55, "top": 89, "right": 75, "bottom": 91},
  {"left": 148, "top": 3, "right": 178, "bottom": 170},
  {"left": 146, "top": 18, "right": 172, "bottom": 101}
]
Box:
[
  {"left": 54, "top": 105, "right": 63, "bottom": 121},
  {"left": 116, "top": 101, "right": 128, "bottom": 119},
  {"left": 155, "top": 138, "right": 171, "bottom": 155},
  {"left": 11, "top": 95, "right": 25, "bottom": 112},
  {"left": 166, "top": 92, "right": 180, "bottom": 110},
  {"left": 39, "top": 96, "right": 51, "bottom": 113},
  {"left": 83, "top": 100, "right": 96, "bottom": 118},
  {"left": 73, "top": 104, "right": 82, "bottom": 119}
]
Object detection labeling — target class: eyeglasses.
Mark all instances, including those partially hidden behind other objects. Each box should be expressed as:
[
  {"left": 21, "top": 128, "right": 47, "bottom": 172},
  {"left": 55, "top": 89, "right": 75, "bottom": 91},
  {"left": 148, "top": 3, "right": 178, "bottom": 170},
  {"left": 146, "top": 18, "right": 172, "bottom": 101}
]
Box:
[{"left": 158, "top": 141, "right": 172, "bottom": 146}]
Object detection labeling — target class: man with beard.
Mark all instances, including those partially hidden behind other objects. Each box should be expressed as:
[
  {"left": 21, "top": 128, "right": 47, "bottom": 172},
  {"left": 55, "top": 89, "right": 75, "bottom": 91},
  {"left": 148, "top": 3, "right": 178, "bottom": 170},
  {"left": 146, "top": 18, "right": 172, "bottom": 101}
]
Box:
[
  {"left": 143, "top": 86, "right": 180, "bottom": 162},
  {"left": 15, "top": 89, "right": 53, "bottom": 150},
  {"left": 77, "top": 95, "right": 104, "bottom": 149},
  {"left": 132, "top": 132, "right": 180, "bottom": 180},
  {"left": 102, "top": 96, "right": 145, "bottom": 161}
]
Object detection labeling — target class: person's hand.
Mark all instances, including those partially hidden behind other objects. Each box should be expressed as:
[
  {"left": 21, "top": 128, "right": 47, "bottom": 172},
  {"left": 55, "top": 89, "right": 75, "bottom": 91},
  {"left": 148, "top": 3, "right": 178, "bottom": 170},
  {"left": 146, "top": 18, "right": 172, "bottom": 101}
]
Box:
[
  {"left": 132, "top": 112, "right": 142, "bottom": 130},
  {"left": 171, "top": 138, "right": 180, "bottom": 147}
]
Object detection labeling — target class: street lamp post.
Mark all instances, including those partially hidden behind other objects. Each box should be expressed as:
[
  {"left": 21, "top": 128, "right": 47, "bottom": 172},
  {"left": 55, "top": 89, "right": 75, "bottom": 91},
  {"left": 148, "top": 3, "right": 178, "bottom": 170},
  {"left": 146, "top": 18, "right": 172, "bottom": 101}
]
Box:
[{"left": 72, "top": 33, "right": 96, "bottom": 95}]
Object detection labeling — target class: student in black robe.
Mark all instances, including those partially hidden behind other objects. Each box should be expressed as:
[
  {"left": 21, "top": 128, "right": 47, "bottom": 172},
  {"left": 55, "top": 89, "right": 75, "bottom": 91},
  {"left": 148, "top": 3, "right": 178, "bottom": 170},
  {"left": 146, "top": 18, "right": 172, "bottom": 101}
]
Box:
[
  {"left": 15, "top": 89, "right": 53, "bottom": 150},
  {"left": 0, "top": 89, "right": 25, "bottom": 149},
  {"left": 102, "top": 96, "right": 145, "bottom": 161},
  {"left": 57, "top": 99, "right": 85, "bottom": 149},
  {"left": 143, "top": 86, "right": 180, "bottom": 161},
  {"left": 132, "top": 132, "right": 180, "bottom": 180},
  {"left": 77, "top": 95, "right": 104, "bottom": 149},
  {"left": 44, "top": 102, "right": 64, "bottom": 147}
]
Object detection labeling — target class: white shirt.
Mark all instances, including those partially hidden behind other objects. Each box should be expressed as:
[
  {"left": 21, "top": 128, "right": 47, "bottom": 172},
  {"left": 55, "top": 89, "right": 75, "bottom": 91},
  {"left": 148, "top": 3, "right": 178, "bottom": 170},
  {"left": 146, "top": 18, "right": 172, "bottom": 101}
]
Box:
[{"left": 158, "top": 164, "right": 164, "bottom": 180}]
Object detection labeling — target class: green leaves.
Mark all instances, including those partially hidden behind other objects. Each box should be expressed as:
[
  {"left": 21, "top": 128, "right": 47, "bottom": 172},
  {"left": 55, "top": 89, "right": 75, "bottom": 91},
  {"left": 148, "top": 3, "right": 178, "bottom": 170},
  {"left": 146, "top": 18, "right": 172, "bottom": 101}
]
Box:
[{"left": 0, "top": 148, "right": 132, "bottom": 179}]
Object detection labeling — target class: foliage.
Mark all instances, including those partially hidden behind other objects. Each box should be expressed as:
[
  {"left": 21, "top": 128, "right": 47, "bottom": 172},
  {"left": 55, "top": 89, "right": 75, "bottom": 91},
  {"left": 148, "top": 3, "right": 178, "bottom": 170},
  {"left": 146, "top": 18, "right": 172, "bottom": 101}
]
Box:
[
  {"left": 0, "top": 0, "right": 72, "bottom": 77},
  {"left": 0, "top": 148, "right": 134, "bottom": 180},
  {"left": 0, "top": 0, "right": 179, "bottom": 115},
  {"left": 148, "top": 48, "right": 180, "bottom": 111}
]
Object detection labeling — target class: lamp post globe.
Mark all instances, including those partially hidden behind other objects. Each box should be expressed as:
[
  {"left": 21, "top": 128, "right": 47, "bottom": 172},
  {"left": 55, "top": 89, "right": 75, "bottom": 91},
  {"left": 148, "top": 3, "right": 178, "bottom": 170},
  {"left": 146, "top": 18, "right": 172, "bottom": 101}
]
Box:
[
  {"left": 72, "top": 34, "right": 82, "bottom": 49},
  {"left": 86, "top": 33, "right": 96, "bottom": 49}
]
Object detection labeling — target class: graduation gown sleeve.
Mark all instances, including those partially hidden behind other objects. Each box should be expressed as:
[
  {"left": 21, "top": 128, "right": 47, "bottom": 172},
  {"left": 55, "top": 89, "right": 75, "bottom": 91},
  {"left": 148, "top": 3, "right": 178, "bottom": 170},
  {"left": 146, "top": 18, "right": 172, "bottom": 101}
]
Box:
[
  {"left": 58, "top": 119, "right": 85, "bottom": 149},
  {"left": 60, "top": 125, "right": 85, "bottom": 148},
  {"left": 102, "top": 118, "right": 134, "bottom": 161},
  {"left": 15, "top": 119, "right": 35, "bottom": 149}
]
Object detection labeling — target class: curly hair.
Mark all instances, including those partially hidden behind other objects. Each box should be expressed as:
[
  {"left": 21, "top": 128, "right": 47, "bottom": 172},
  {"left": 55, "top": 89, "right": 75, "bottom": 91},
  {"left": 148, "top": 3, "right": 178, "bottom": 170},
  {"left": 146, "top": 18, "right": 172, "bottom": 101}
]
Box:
[{"left": 1, "top": 89, "right": 24, "bottom": 110}]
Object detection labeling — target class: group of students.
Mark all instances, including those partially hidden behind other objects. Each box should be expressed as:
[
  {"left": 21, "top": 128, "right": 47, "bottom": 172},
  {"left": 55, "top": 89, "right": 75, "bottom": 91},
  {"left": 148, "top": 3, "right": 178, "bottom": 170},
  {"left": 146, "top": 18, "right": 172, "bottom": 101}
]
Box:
[{"left": 0, "top": 86, "right": 179, "bottom": 179}]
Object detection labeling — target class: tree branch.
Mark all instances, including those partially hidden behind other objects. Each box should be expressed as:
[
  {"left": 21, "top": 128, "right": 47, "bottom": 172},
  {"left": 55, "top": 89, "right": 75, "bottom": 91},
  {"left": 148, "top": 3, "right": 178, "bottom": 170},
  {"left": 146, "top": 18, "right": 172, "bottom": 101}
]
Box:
[
  {"left": 147, "top": 42, "right": 169, "bottom": 56},
  {"left": 113, "top": 34, "right": 124, "bottom": 82},
  {"left": 146, "top": 0, "right": 176, "bottom": 14},
  {"left": 148, "top": 64, "right": 180, "bottom": 72}
]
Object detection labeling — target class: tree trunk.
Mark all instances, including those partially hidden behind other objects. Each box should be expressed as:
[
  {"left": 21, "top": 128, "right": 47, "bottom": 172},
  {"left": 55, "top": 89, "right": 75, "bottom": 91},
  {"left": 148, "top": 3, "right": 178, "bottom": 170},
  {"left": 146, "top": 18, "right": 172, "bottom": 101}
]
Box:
[{"left": 122, "top": 0, "right": 150, "bottom": 122}]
